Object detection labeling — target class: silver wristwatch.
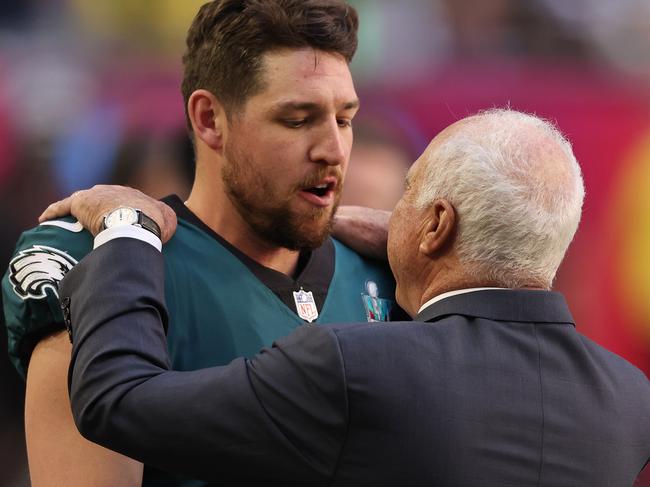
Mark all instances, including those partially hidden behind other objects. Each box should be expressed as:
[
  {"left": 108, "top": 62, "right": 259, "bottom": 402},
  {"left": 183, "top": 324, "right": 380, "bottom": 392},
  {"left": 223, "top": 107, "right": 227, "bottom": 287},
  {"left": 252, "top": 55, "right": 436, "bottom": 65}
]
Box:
[{"left": 101, "top": 206, "right": 161, "bottom": 239}]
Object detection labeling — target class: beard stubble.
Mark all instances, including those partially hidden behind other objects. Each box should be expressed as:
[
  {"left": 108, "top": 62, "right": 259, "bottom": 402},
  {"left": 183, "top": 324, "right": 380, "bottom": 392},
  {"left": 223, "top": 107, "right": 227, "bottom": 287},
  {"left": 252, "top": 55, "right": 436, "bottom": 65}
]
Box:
[{"left": 221, "top": 145, "right": 340, "bottom": 251}]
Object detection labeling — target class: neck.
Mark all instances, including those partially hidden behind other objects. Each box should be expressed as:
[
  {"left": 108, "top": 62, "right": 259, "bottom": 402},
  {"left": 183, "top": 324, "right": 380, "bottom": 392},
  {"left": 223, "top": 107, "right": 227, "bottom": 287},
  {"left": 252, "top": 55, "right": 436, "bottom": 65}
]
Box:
[
  {"left": 408, "top": 256, "right": 493, "bottom": 315},
  {"left": 417, "top": 270, "right": 473, "bottom": 312},
  {"left": 415, "top": 261, "right": 544, "bottom": 313},
  {"left": 185, "top": 159, "right": 301, "bottom": 277}
]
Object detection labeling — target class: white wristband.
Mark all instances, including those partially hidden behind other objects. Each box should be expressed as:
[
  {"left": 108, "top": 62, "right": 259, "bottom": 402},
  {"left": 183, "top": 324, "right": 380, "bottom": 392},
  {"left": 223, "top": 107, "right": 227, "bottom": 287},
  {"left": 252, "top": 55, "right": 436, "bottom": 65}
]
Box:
[{"left": 94, "top": 225, "right": 162, "bottom": 252}]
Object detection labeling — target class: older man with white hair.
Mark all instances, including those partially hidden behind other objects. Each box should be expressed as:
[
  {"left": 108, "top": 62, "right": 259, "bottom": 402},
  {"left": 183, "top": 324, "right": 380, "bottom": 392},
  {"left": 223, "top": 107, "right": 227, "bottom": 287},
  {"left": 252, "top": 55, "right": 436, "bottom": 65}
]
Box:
[
  {"left": 51, "top": 109, "right": 649, "bottom": 486},
  {"left": 388, "top": 109, "right": 585, "bottom": 310}
]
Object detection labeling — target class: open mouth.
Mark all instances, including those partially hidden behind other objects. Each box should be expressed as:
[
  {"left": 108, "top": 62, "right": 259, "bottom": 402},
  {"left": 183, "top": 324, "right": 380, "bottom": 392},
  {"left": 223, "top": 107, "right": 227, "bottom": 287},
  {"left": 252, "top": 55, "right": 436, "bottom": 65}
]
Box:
[
  {"left": 299, "top": 177, "right": 338, "bottom": 207},
  {"left": 304, "top": 182, "right": 335, "bottom": 197}
]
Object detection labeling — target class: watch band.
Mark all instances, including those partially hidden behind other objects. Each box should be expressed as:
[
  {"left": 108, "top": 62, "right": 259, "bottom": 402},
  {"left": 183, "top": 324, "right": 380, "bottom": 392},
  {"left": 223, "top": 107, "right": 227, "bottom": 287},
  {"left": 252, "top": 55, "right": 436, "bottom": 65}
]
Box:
[{"left": 136, "top": 211, "right": 162, "bottom": 239}]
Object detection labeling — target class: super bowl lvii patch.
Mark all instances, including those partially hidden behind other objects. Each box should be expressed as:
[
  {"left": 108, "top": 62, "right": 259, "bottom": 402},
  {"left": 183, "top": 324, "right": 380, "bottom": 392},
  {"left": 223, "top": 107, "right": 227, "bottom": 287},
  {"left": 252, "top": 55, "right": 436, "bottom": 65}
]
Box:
[
  {"left": 293, "top": 288, "right": 319, "bottom": 323},
  {"left": 361, "top": 280, "right": 393, "bottom": 322}
]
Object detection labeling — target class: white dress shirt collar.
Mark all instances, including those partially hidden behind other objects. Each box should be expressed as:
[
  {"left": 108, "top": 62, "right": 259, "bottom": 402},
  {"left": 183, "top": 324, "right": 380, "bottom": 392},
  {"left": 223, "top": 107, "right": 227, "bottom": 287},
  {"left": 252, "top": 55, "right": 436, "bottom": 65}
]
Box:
[{"left": 418, "top": 288, "right": 507, "bottom": 315}]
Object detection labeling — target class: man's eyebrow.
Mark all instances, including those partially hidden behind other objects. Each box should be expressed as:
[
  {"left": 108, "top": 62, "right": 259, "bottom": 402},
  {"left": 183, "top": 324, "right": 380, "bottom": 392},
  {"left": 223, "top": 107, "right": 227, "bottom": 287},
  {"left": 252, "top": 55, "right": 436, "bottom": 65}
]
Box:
[
  {"left": 274, "top": 99, "right": 360, "bottom": 111},
  {"left": 342, "top": 99, "right": 361, "bottom": 110}
]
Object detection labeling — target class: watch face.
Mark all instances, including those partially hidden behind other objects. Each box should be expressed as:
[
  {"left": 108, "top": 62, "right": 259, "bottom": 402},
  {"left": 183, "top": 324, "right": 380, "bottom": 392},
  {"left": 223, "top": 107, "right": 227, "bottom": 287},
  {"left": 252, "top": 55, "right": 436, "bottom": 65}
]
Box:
[{"left": 105, "top": 207, "right": 138, "bottom": 228}]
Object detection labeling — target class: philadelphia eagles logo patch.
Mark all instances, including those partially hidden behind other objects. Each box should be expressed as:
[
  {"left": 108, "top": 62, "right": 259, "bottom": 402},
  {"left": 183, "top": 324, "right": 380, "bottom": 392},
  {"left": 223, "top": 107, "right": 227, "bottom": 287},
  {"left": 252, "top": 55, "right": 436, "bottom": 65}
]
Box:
[{"left": 9, "top": 245, "right": 78, "bottom": 300}]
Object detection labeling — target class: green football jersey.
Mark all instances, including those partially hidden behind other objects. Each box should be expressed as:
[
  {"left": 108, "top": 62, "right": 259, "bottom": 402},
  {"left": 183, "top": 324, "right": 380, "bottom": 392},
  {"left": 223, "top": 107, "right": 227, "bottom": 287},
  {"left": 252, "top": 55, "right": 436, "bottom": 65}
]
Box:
[{"left": 2, "top": 196, "right": 397, "bottom": 487}]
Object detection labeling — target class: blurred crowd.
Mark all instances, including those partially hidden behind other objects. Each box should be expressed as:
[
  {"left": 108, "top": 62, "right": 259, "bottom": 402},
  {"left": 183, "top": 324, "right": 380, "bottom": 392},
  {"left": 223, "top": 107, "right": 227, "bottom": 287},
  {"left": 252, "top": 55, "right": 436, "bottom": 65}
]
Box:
[{"left": 1, "top": 1, "right": 649, "bottom": 485}]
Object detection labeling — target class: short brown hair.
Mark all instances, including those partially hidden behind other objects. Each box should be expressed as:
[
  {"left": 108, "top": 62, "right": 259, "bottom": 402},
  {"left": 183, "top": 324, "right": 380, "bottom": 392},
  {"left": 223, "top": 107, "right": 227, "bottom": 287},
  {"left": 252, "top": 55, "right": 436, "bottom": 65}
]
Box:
[{"left": 181, "top": 0, "right": 359, "bottom": 129}]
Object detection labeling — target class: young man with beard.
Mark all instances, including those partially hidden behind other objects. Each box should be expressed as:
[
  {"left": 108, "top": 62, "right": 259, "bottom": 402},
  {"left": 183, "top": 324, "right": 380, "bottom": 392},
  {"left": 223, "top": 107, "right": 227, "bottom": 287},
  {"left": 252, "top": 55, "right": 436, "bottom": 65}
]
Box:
[{"left": 1, "top": 1, "right": 395, "bottom": 486}]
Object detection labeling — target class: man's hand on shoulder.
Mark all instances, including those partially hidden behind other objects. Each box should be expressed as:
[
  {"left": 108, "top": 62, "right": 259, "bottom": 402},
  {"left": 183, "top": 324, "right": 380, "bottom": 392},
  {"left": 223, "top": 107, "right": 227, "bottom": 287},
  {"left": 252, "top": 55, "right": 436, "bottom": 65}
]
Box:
[
  {"left": 332, "top": 206, "right": 390, "bottom": 261},
  {"left": 39, "top": 185, "right": 177, "bottom": 244}
]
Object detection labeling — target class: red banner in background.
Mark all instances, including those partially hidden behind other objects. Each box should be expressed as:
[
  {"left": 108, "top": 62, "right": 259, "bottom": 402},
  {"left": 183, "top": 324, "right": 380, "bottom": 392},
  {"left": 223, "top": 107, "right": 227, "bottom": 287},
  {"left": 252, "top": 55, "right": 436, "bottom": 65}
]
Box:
[{"left": 364, "top": 60, "right": 650, "bottom": 374}]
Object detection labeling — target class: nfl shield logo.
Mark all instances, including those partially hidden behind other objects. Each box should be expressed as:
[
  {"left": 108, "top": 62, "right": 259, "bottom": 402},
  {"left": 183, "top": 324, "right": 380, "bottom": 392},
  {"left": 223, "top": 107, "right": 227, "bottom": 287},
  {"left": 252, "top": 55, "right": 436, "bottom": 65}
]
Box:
[{"left": 293, "top": 288, "right": 318, "bottom": 323}]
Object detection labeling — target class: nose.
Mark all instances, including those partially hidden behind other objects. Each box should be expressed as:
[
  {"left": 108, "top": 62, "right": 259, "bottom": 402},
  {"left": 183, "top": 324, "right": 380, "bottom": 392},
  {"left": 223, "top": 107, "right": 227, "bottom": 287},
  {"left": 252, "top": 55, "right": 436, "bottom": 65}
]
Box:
[{"left": 309, "top": 119, "right": 348, "bottom": 166}]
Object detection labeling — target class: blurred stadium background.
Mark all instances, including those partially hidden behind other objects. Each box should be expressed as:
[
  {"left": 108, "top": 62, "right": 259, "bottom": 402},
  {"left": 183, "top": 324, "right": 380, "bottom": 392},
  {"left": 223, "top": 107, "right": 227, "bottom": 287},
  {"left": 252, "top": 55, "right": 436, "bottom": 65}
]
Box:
[{"left": 1, "top": 1, "right": 648, "bottom": 485}]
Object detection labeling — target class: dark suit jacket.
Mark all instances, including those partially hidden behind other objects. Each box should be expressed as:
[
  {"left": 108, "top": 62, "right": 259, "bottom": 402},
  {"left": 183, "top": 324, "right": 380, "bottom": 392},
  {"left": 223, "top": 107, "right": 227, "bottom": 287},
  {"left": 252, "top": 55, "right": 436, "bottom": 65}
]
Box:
[{"left": 61, "top": 239, "right": 650, "bottom": 486}]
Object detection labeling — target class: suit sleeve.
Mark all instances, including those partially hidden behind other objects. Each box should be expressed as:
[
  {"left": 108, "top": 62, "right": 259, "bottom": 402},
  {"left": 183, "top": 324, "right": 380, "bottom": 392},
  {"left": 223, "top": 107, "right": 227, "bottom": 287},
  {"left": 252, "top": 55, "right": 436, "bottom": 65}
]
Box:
[{"left": 62, "top": 238, "right": 348, "bottom": 486}]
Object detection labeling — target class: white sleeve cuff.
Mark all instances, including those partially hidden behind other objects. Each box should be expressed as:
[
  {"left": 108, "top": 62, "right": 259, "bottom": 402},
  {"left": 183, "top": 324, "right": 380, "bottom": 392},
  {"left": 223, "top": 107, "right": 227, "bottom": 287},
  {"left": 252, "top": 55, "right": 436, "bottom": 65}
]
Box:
[{"left": 94, "top": 225, "right": 162, "bottom": 252}]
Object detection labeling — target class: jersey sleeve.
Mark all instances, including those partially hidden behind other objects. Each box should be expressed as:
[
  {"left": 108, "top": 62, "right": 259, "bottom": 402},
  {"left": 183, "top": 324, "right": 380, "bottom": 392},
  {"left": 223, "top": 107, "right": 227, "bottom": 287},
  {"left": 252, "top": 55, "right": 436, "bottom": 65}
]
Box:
[{"left": 2, "top": 218, "right": 94, "bottom": 378}]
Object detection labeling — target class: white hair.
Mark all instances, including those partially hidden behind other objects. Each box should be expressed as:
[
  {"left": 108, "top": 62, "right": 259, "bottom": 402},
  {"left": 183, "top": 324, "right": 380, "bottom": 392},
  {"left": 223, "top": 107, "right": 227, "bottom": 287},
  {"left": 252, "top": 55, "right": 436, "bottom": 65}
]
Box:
[{"left": 415, "top": 109, "right": 585, "bottom": 288}]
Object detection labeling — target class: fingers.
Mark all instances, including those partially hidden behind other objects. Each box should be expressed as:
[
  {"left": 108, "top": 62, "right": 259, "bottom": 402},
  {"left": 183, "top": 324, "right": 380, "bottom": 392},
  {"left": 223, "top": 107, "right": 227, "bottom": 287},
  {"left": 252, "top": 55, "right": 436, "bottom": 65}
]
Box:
[
  {"left": 38, "top": 186, "right": 179, "bottom": 244},
  {"left": 38, "top": 192, "right": 82, "bottom": 223},
  {"left": 158, "top": 203, "right": 178, "bottom": 244},
  {"left": 331, "top": 205, "right": 390, "bottom": 261}
]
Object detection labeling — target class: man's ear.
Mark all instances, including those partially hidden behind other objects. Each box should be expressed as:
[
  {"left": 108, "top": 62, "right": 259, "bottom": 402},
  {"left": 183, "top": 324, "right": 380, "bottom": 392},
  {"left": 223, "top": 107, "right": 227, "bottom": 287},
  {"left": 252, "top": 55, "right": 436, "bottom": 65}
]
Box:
[
  {"left": 419, "top": 199, "right": 456, "bottom": 257},
  {"left": 187, "top": 89, "right": 226, "bottom": 151}
]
